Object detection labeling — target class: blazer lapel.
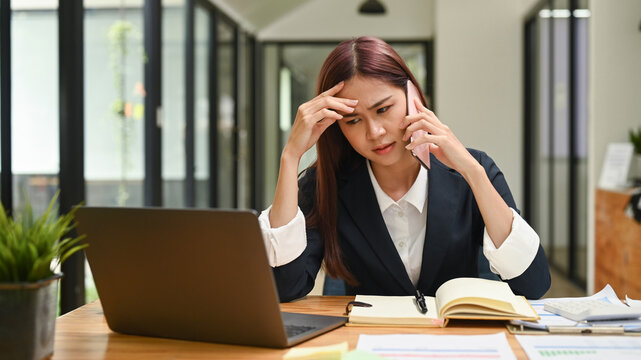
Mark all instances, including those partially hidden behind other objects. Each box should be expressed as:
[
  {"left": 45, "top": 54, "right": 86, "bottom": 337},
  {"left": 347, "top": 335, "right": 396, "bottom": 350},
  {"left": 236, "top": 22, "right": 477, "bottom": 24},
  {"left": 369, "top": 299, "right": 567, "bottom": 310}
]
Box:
[
  {"left": 338, "top": 162, "right": 415, "bottom": 294},
  {"left": 417, "top": 159, "right": 464, "bottom": 292}
]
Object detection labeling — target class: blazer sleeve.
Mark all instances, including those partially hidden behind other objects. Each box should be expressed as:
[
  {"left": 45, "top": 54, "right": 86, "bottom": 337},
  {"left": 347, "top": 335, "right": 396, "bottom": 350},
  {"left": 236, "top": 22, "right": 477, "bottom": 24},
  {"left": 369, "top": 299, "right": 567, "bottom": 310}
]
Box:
[
  {"left": 271, "top": 169, "right": 324, "bottom": 302},
  {"left": 478, "top": 151, "right": 551, "bottom": 299}
]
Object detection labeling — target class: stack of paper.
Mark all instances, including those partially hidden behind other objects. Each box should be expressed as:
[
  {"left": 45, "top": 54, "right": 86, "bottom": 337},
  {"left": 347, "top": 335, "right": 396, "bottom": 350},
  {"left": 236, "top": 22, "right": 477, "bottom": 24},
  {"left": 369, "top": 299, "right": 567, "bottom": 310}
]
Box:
[{"left": 511, "top": 284, "right": 641, "bottom": 333}]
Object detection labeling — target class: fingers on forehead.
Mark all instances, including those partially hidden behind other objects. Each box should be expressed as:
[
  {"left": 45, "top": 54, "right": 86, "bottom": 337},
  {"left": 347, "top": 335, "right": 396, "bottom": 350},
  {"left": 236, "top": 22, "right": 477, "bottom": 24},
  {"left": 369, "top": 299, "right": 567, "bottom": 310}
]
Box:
[{"left": 323, "top": 81, "right": 344, "bottom": 95}]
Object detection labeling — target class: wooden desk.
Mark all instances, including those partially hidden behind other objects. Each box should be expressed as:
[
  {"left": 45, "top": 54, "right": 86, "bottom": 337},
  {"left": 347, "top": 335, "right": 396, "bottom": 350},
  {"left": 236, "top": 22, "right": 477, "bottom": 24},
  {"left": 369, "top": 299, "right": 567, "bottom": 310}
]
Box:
[
  {"left": 53, "top": 296, "right": 527, "bottom": 359},
  {"left": 595, "top": 188, "right": 641, "bottom": 298}
]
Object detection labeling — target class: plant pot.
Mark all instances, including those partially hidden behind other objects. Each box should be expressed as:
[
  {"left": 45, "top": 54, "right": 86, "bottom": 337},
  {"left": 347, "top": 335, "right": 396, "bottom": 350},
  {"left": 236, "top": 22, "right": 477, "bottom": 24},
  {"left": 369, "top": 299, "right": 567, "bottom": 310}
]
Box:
[{"left": 0, "top": 273, "right": 63, "bottom": 360}]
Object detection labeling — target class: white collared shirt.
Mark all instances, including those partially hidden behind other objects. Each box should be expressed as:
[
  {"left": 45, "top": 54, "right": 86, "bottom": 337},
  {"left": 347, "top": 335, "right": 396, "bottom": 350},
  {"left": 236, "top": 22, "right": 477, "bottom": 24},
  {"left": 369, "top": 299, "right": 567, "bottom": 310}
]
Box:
[
  {"left": 258, "top": 162, "right": 541, "bottom": 284},
  {"left": 367, "top": 160, "right": 427, "bottom": 286}
]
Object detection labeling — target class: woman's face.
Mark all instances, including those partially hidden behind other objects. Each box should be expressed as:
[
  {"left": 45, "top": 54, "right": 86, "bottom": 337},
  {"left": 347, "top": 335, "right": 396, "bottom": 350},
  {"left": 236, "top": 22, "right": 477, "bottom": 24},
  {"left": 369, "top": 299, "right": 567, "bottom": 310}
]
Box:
[{"left": 336, "top": 76, "right": 414, "bottom": 168}]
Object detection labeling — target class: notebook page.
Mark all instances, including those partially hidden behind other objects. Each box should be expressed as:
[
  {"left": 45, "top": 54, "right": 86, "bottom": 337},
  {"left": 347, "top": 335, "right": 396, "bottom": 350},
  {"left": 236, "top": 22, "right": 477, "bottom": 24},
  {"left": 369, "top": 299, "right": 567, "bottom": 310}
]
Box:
[
  {"left": 435, "top": 278, "right": 517, "bottom": 317},
  {"left": 350, "top": 295, "right": 439, "bottom": 324}
]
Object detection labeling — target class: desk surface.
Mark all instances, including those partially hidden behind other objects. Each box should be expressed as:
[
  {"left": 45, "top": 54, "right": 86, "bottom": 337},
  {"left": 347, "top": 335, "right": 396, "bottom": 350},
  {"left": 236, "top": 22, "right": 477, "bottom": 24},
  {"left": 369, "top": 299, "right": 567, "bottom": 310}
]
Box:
[{"left": 53, "top": 296, "right": 527, "bottom": 359}]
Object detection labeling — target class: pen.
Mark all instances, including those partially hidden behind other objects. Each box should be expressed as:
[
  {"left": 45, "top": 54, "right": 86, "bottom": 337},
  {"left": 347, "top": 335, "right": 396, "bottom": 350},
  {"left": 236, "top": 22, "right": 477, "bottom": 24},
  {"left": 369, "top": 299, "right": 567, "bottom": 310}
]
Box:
[{"left": 415, "top": 290, "right": 428, "bottom": 314}]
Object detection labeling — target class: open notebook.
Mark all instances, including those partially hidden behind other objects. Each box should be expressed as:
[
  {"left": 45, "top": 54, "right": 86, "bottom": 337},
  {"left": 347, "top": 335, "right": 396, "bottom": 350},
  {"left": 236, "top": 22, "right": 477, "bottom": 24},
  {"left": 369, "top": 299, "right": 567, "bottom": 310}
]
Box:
[{"left": 348, "top": 278, "right": 539, "bottom": 327}]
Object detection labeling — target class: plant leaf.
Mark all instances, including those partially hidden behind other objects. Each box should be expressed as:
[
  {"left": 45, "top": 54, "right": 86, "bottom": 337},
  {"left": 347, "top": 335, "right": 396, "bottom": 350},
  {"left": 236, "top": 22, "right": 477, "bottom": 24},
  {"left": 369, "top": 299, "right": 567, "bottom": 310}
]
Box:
[
  {"left": 59, "top": 244, "right": 89, "bottom": 265},
  {"left": 0, "top": 190, "right": 87, "bottom": 282}
]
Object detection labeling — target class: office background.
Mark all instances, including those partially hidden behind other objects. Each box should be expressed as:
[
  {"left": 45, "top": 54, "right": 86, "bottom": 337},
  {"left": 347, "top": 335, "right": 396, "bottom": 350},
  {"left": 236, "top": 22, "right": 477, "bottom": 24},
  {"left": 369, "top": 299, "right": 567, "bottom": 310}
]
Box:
[{"left": 1, "top": 0, "right": 640, "bottom": 314}]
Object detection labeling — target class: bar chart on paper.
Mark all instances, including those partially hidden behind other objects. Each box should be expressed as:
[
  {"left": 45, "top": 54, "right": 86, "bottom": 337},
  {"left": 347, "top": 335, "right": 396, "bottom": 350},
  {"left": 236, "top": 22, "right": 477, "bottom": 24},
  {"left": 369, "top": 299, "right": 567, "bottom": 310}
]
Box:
[
  {"left": 516, "top": 335, "right": 641, "bottom": 359},
  {"left": 356, "top": 333, "right": 516, "bottom": 359}
]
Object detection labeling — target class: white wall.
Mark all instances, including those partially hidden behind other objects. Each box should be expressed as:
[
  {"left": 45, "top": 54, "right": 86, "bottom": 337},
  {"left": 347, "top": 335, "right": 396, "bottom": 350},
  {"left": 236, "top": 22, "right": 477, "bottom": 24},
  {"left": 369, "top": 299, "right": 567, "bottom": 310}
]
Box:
[
  {"left": 587, "top": 0, "right": 641, "bottom": 293},
  {"left": 259, "top": 0, "right": 435, "bottom": 41},
  {"left": 434, "top": 0, "right": 537, "bottom": 207},
  {"left": 589, "top": 1, "right": 641, "bottom": 190}
]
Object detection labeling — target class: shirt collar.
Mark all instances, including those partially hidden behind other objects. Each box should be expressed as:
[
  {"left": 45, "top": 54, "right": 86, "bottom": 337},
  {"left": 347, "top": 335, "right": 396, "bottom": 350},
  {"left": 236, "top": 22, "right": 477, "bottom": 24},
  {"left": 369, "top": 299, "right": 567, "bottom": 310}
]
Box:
[{"left": 366, "top": 160, "right": 428, "bottom": 214}]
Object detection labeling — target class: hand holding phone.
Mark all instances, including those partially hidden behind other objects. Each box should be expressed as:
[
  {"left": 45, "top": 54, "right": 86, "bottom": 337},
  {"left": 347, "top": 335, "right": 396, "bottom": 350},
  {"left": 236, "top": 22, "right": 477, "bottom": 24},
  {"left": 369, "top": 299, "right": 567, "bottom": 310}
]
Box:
[{"left": 406, "top": 81, "right": 431, "bottom": 169}]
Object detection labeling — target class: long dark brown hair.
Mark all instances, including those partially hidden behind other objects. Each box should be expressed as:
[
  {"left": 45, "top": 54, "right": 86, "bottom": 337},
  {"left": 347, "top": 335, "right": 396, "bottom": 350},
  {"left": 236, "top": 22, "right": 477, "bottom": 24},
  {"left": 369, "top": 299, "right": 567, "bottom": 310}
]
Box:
[{"left": 306, "top": 36, "right": 428, "bottom": 285}]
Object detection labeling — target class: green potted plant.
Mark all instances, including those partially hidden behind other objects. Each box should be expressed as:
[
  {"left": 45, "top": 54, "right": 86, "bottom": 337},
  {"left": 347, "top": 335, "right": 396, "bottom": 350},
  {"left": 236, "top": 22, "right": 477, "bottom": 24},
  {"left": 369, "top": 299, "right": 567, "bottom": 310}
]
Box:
[
  {"left": 0, "top": 192, "right": 87, "bottom": 360},
  {"left": 630, "top": 127, "right": 641, "bottom": 184}
]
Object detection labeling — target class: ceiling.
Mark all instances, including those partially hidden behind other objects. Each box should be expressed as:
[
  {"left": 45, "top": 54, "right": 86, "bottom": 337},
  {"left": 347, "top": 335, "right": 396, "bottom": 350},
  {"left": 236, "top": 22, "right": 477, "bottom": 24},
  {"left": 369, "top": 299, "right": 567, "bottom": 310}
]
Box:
[
  {"left": 210, "top": 0, "right": 435, "bottom": 41},
  {"left": 209, "top": 0, "right": 311, "bottom": 33}
]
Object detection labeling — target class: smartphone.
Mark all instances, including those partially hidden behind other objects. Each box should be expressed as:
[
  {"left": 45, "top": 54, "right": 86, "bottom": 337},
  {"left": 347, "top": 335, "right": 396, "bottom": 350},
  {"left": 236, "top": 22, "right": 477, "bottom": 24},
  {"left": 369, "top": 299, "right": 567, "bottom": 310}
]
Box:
[{"left": 406, "top": 81, "right": 431, "bottom": 169}]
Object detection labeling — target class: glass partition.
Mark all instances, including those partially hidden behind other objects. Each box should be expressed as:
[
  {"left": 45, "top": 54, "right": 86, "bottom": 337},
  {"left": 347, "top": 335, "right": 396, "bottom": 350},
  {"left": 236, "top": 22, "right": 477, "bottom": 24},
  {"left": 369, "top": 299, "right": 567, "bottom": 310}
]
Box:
[
  {"left": 525, "top": 0, "right": 589, "bottom": 287},
  {"left": 162, "top": 1, "right": 186, "bottom": 207},
  {"left": 11, "top": 1, "right": 59, "bottom": 216},
  {"left": 551, "top": 4, "right": 571, "bottom": 275},
  {"left": 194, "top": 4, "right": 211, "bottom": 208},
  {"left": 215, "top": 16, "right": 235, "bottom": 208},
  {"left": 237, "top": 32, "right": 253, "bottom": 209},
  {"left": 85, "top": 1, "right": 145, "bottom": 207}
]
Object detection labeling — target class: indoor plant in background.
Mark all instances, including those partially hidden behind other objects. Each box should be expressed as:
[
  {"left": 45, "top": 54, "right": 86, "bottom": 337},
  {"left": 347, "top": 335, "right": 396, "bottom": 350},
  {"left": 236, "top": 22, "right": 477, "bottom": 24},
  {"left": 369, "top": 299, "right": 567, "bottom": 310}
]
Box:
[
  {"left": 108, "top": 20, "right": 146, "bottom": 206},
  {"left": 630, "top": 126, "right": 641, "bottom": 185},
  {"left": 0, "top": 192, "right": 87, "bottom": 360}
]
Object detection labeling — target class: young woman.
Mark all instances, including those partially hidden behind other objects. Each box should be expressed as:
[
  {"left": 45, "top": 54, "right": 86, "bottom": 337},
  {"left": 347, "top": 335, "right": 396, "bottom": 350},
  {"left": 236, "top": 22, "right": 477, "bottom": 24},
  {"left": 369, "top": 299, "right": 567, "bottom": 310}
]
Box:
[{"left": 258, "top": 36, "right": 550, "bottom": 302}]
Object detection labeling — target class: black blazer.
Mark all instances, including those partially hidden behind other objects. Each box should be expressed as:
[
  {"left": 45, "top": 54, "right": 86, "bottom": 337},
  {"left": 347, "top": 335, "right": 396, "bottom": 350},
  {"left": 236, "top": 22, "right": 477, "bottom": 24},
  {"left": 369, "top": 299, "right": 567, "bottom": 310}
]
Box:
[{"left": 272, "top": 149, "right": 550, "bottom": 302}]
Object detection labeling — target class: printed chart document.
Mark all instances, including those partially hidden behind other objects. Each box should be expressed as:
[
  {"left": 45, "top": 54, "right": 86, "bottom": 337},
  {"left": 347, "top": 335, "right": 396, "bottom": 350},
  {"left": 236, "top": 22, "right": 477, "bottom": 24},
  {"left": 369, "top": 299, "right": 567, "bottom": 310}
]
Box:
[
  {"left": 357, "top": 333, "right": 516, "bottom": 360},
  {"left": 349, "top": 278, "right": 538, "bottom": 327},
  {"left": 516, "top": 335, "right": 641, "bottom": 359}
]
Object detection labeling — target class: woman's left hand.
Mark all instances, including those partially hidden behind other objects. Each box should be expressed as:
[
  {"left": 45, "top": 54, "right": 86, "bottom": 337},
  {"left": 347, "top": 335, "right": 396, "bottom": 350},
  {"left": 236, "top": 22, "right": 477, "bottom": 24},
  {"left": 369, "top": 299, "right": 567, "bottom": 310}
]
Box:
[{"left": 400, "top": 98, "right": 479, "bottom": 177}]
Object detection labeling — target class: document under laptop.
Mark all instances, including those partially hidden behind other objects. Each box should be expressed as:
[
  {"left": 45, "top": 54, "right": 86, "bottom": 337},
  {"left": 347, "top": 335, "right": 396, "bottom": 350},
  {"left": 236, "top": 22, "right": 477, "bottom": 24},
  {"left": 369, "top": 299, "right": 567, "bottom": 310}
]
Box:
[{"left": 76, "top": 207, "right": 346, "bottom": 348}]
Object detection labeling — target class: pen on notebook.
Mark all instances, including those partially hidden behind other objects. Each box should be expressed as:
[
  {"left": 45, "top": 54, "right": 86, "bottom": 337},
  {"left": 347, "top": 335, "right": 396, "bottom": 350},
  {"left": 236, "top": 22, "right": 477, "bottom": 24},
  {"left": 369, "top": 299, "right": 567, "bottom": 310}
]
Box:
[{"left": 415, "top": 290, "right": 428, "bottom": 314}]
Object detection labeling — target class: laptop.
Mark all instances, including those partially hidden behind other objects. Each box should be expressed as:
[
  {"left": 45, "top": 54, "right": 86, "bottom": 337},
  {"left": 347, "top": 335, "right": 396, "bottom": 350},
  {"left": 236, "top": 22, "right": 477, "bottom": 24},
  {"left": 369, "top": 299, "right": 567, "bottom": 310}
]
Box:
[{"left": 75, "top": 207, "right": 346, "bottom": 348}]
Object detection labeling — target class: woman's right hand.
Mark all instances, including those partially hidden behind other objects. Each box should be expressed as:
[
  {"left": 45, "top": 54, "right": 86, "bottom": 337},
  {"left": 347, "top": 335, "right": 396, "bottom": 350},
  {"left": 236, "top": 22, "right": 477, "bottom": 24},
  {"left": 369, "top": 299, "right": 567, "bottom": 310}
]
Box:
[
  {"left": 270, "top": 81, "right": 357, "bottom": 227},
  {"left": 283, "top": 81, "right": 359, "bottom": 161}
]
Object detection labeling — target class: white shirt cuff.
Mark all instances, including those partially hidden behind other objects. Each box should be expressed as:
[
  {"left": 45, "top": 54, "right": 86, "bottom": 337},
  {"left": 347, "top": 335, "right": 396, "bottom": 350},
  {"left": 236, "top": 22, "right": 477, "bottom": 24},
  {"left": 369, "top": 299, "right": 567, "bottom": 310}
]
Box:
[
  {"left": 482, "top": 208, "right": 540, "bottom": 280},
  {"left": 258, "top": 205, "right": 307, "bottom": 267}
]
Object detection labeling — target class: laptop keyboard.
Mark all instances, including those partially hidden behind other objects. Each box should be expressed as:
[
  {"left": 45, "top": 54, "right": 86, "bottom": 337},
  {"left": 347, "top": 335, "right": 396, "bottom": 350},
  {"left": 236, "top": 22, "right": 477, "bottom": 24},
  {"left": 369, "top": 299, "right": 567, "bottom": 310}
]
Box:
[{"left": 285, "top": 324, "right": 316, "bottom": 338}]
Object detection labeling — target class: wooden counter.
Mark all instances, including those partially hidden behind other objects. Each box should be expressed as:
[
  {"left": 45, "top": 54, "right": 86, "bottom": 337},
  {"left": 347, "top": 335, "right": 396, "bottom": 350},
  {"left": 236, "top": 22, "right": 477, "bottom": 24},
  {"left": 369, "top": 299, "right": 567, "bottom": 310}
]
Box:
[{"left": 595, "top": 188, "right": 641, "bottom": 298}]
